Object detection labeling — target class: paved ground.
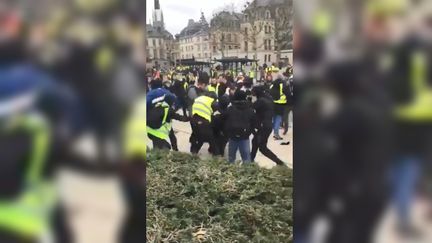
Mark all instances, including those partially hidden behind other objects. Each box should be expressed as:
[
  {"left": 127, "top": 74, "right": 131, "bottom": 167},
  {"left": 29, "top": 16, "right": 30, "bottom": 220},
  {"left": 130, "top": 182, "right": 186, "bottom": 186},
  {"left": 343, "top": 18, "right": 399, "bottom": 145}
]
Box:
[
  {"left": 375, "top": 198, "right": 432, "bottom": 243},
  {"left": 170, "top": 117, "right": 293, "bottom": 169}
]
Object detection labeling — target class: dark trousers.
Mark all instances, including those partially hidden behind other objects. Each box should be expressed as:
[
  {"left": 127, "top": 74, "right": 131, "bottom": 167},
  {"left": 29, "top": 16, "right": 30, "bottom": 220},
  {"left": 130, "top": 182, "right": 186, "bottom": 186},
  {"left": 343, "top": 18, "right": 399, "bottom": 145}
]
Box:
[
  {"left": 148, "top": 134, "right": 171, "bottom": 150},
  {"left": 169, "top": 129, "right": 178, "bottom": 151},
  {"left": 282, "top": 105, "right": 292, "bottom": 134},
  {"left": 251, "top": 126, "right": 284, "bottom": 165},
  {"left": 190, "top": 117, "right": 220, "bottom": 156},
  {"left": 0, "top": 231, "right": 36, "bottom": 243},
  {"left": 119, "top": 162, "right": 146, "bottom": 243}
]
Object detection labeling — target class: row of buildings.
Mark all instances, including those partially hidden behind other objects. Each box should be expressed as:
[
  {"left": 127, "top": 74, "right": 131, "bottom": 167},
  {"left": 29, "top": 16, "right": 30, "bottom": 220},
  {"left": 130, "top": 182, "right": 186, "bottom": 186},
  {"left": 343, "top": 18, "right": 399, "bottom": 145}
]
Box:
[{"left": 146, "top": 0, "right": 293, "bottom": 69}]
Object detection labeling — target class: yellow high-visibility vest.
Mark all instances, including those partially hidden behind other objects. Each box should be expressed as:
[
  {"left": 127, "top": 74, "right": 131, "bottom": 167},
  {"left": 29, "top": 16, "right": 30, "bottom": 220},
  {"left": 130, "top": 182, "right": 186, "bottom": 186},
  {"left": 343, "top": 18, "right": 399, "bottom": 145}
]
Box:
[
  {"left": 146, "top": 102, "right": 171, "bottom": 141},
  {"left": 0, "top": 114, "right": 56, "bottom": 238},
  {"left": 192, "top": 96, "right": 214, "bottom": 122},
  {"left": 125, "top": 98, "right": 147, "bottom": 158},
  {"left": 271, "top": 83, "right": 287, "bottom": 104},
  {"left": 395, "top": 51, "right": 432, "bottom": 121},
  {"left": 207, "top": 83, "right": 220, "bottom": 97}
]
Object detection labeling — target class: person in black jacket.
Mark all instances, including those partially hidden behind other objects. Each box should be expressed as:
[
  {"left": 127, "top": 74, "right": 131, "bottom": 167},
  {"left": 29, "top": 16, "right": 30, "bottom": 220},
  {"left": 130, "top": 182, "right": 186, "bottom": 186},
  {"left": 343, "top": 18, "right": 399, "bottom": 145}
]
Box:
[
  {"left": 221, "top": 90, "right": 256, "bottom": 163},
  {"left": 171, "top": 76, "right": 189, "bottom": 117},
  {"left": 270, "top": 77, "right": 290, "bottom": 140},
  {"left": 251, "top": 86, "right": 286, "bottom": 165}
]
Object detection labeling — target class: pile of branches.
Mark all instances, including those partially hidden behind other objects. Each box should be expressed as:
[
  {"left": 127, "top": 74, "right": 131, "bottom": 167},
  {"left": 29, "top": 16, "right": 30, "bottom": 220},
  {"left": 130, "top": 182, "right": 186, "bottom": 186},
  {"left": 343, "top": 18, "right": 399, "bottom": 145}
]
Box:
[{"left": 147, "top": 151, "right": 293, "bottom": 242}]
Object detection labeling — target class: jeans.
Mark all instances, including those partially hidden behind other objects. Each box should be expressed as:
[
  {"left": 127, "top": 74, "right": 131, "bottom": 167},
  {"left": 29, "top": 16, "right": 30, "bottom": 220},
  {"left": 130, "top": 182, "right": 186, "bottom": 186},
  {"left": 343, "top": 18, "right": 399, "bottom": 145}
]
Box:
[
  {"left": 392, "top": 156, "right": 421, "bottom": 228},
  {"left": 273, "top": 115, "right": 283, "bottom": 137},
  {"left": 228, "top": 139, "right": 251, "bottom": 163}
]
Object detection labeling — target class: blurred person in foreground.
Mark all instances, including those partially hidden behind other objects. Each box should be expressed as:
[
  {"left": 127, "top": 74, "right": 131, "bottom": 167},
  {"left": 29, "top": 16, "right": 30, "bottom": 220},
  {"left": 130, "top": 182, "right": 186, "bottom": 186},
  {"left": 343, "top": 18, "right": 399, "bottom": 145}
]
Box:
[
  {"left": 386, "top": 0, "right": 432, "bottom": 237},
  {"left": 294, "top": 1, "right": 399, "bottom": 242},
  {"left": 0, "top": 9, "right": 82, "bottom": 242}
]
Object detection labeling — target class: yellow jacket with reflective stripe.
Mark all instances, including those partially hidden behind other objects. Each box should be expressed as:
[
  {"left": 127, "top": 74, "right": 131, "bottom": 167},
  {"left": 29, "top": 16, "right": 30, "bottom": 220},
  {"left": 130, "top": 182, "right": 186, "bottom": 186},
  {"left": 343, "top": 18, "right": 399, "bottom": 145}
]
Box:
[
  {"left": 192, "top": 95, "right": 215, "bottom": 122},
  {"left": 0, "top": 114, "right": 56, "bottom": 238},
  {"left": 147, "top": 102, "right": 171, "bottom": 141},
  {"left": 207, "top": 83, "right": 220, "bottom": 97},
  {"left": 271, "top": 83, "right": 287, "bottom": 104},
  {"left": 125, "top": 98, "right": 147, "bottom": 158},
  {"left": 395, "top": 51, "right": 432, "bottom": 121}
]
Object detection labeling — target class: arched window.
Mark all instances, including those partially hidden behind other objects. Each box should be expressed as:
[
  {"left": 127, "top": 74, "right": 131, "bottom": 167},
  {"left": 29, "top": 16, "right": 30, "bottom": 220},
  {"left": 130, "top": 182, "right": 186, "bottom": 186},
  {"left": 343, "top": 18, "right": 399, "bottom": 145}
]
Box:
[{"left": 265, "top": 10, "right": 271, "bottom": 19}]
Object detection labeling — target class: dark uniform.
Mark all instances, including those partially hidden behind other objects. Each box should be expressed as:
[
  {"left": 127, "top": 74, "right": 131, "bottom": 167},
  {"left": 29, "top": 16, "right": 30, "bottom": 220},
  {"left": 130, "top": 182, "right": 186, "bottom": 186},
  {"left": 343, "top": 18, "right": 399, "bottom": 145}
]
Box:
[
  {"left": 190, "top": 91, "right": 220, "bottom": 156},
  {"left": 251, "top": 86, "right": 285, "bottom": 165}
]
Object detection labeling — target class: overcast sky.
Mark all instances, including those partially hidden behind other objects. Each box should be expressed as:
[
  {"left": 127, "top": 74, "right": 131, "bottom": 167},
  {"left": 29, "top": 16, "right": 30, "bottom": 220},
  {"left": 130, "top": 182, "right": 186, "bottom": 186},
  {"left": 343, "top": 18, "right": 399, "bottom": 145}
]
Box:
[{"left": 146, "top": 0, "right": 247, "bottom": 36}]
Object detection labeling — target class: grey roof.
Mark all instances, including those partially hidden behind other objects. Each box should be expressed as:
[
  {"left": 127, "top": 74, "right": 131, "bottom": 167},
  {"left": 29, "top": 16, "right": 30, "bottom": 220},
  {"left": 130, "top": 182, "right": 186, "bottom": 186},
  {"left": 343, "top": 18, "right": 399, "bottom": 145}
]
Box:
[
  {"left": 210, "top": 11, "right": 242, "bottom": 30},
  {"left": 250, "top": 0, "right": 288, "bottom": 7},
  {"left": 176, "top": 19, "right": 209, "bottom": 39},
  {"left": 147, "top": 24, "right": 173, "bottom": 39}
]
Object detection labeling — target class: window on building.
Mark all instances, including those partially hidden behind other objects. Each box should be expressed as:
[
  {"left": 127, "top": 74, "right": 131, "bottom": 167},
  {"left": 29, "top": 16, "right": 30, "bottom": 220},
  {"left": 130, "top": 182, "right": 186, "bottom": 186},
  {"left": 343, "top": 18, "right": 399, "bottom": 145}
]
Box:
[
  {"left": 264, "top": 55, "right": 267, "bottom": 63},
  {"left": 244, "top": 14, "right": 249, "bottom": 22},
  {"left": 198, "top": 53, "right": 201, "bottom": 58},
  {"left": 227, "top": 34, "right": 231, "bottom": 42},
  {"left": 234, "top": 34, "right": 237, "bottom": 42},
  {"left": 153, "top": 39, "right": 156, "bottom": 46},
  {"left": 205, "top": 53, "right": 208, "bottom": 58},
  {"left": 244, "top": 41, "right": 248, "bottom": 52},
  {"left": 268, "top": 55, "right": 271, "bottom": 61},
  {"left": 229, "top": 45, "right": 232, "bottom": 50},
  {"left": 244, "top": 27, "right": 248, "bottom": 35},
  {"left": 198, "top": 45, "right": 200, "bottom": 51},
  {"left": 266, "top": 10, "right": 271, "bottom": 19},
  {"left": 213, "top": 46, "right": 216, "bottom": 52}
]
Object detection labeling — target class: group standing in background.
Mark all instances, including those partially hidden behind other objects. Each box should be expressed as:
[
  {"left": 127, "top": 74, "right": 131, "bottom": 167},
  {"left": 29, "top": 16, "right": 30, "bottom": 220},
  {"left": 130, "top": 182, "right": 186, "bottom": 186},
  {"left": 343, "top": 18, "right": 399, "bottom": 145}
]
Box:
[{"left": 146, "top": 63, "right": 293, "bottom": 166}]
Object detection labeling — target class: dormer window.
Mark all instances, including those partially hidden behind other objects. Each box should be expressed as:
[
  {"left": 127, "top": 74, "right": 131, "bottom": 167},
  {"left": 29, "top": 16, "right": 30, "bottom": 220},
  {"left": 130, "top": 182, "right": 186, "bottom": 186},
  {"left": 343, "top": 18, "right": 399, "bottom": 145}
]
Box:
[{"left": 265, "top": 10, "right": 271, "bottom": 19}]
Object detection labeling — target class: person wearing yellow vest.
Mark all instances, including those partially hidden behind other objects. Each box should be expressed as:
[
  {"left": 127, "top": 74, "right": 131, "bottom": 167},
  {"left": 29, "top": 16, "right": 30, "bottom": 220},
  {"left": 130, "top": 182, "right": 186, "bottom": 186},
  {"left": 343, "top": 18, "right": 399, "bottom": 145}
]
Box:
[
  {"left": 207, "top": 77, "right": 221, "bottom": 98},
  {"left": 266, "top": 63, "right": 280, "bottom": 75},
  {"left": 190, "top": 72, "right": 221, "bottom": 156},
  {"left": 391, "top": 49, "right": 432, "bottom": 235},
  {"left": 270, "top": 77, "right": 288, "bottom": 140},
  {"left": 0, "top": 113, "right": 58, "bottom": 243}
]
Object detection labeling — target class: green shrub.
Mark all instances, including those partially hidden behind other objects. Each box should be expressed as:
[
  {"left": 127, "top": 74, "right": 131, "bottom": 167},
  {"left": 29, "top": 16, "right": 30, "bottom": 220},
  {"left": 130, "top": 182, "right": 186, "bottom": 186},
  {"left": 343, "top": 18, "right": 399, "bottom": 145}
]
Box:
[{"left": 147, "top": 150, "right": 293, "bottom": 243}]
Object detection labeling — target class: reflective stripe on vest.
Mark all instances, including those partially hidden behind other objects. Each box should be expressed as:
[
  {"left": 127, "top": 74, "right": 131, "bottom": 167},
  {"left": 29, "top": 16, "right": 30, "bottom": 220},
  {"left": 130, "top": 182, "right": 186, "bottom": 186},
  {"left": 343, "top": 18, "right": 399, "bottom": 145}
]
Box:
[
  {"left": 192, "top": 96, "right": 214, "bottom": 122},
  {"left": 395, "top": 51, "right": 432, "bottom": 121},
  {"left": 147, "top": 103, "right": 170, "bottom": 140},
  {"left": 125, "top": 98, "right": 147, "bottom": 158},
  {"left": 271, "top": 84, "right": 287, "bottom": 104},
  {"left": 0, "top": 114, "right": 55, "bottom": 238},
  {"left": 207, "top": 83, "right": 220, "bottom": 97}
]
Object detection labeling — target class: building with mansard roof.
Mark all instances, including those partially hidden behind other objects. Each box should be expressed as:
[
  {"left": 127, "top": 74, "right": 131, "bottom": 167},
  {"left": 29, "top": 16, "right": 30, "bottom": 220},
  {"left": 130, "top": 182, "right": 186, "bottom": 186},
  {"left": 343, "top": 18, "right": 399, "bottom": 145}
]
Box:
[{"left": 146, "top": 0, "right": 174, "bottom": 68}]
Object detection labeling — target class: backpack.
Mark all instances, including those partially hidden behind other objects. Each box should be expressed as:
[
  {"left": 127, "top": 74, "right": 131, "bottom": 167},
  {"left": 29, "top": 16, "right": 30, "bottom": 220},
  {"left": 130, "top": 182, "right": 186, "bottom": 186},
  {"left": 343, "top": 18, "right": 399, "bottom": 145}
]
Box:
[
  {"left": 147, "top": 105, "right": 167, "bottom": 129},
  {"left": 270, "top": 84, "right": 281, "bottom": 101},
  {"left": 225, "top": 103, "right": 253, "bottom": 139}
]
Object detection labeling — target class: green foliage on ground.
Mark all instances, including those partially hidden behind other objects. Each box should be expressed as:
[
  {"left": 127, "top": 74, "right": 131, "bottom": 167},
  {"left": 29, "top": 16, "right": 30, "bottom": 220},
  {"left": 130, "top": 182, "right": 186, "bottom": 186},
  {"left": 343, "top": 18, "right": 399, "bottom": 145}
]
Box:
[{"left": 147, "top": 150, "right": 293, "bottom": 243}]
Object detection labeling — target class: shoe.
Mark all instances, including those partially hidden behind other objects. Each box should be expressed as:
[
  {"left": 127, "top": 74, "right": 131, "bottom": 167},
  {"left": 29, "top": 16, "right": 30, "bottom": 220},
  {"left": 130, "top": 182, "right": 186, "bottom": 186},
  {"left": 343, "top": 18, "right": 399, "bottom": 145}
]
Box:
[
  {"left": 396, "top": 224, "right": 422, "bottom": 239},
  {"left": 274, "top": 135, "right": 283, "bottom": 140},
  {"left": 281, "top": 141, "right": 290, "bottom": 145}
]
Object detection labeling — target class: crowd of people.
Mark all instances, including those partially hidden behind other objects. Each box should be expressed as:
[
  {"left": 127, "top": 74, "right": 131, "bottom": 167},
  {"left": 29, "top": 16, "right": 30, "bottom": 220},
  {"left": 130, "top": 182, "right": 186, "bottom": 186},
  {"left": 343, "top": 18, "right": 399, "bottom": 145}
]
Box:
[
  {"left": 146, "top": 63, "right": 293, "bottom": 165},
  {"left": 295, "top": 0, "right": 432, "bottom": 242},
  {"left": 0, "top": 1, "right": 147, "bottom": 242}
]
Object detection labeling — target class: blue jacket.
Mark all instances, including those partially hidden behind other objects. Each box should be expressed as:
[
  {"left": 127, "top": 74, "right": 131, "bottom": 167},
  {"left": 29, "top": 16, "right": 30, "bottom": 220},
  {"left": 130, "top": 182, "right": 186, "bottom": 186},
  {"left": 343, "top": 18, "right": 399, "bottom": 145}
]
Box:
[
  {"left": 0, "top": 63, "right": 82, "bottom": 131},
  {"left": 146, "top": 88, "right": 177, "bottom": 110}
]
